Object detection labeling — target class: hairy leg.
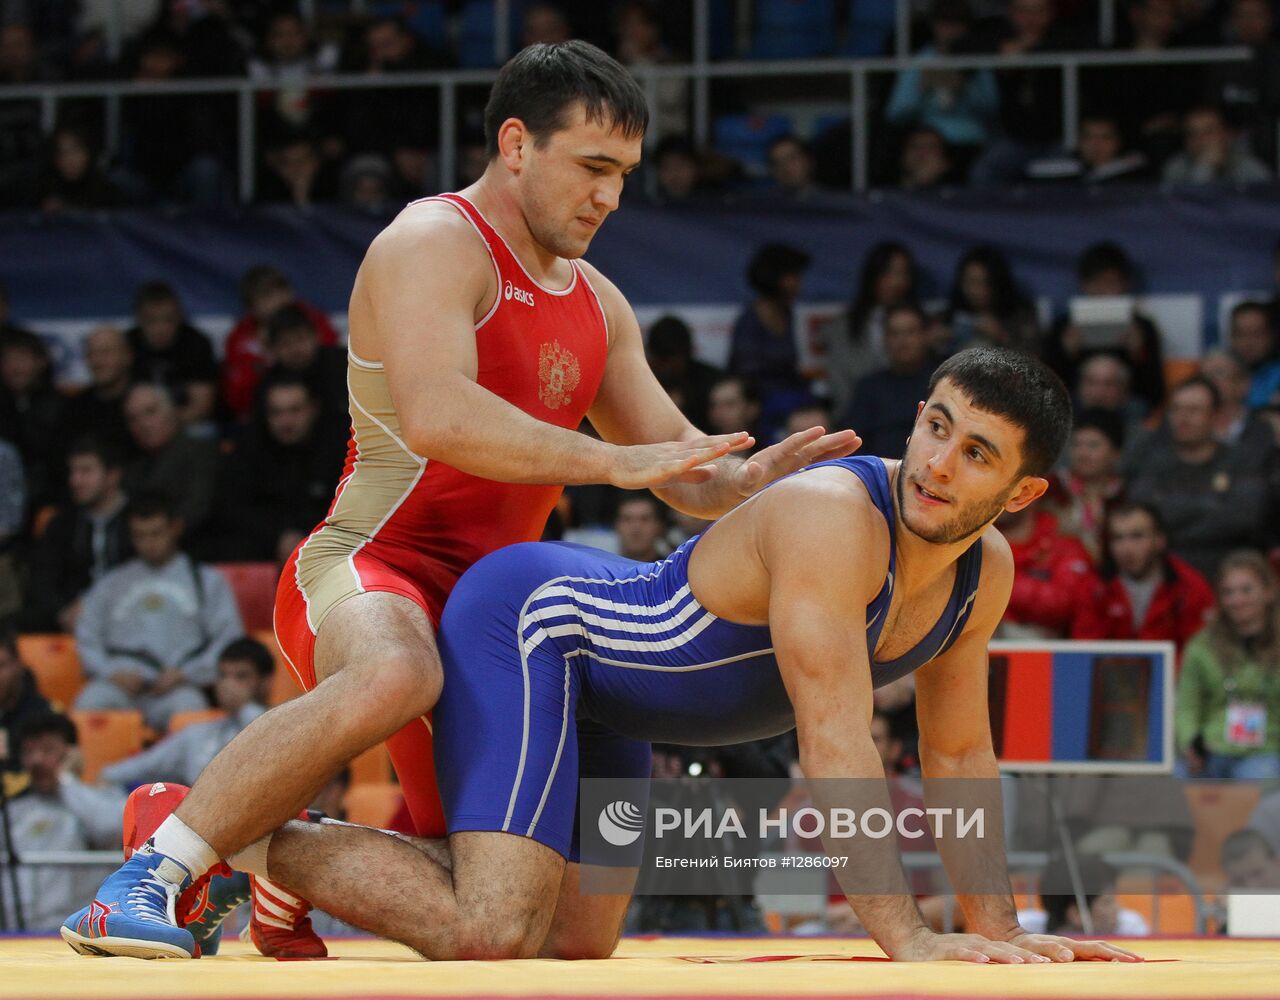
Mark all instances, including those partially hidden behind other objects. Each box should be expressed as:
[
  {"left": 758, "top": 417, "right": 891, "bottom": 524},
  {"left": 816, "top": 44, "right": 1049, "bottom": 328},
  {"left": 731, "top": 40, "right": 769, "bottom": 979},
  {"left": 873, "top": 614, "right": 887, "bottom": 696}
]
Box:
[
  {"left": 267, "top": 823, "right": 564, "bottom": 960},
  {"left": 538, "top": 862, "right": 636, "bottom": 959},
  {"left": 176, "top": 593, "right": 442, "bottom": 856}
]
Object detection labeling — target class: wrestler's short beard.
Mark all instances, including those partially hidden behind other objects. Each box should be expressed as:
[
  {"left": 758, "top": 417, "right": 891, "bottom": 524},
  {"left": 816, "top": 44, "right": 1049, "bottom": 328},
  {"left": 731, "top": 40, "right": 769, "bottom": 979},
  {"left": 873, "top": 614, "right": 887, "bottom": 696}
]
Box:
[{"left": 895, "top": 463, "right": 1012, "bottom": 545}]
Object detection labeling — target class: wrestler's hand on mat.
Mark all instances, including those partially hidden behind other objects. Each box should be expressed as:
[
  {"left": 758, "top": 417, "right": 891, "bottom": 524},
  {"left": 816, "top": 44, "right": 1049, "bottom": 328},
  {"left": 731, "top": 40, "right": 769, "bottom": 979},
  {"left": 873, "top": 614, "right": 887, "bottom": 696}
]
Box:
[
  {"left": 893, "top": 928, "right": 1062, "bottom": 963},
  {"left": 732, "top": 426, "right": 863, "bottom": 497},
  {"left": 1000, "top": 931, "right": 1144, "bottom": 963},
  {"left": 608, "top": 432, "right": 754, "bottom": 488}
]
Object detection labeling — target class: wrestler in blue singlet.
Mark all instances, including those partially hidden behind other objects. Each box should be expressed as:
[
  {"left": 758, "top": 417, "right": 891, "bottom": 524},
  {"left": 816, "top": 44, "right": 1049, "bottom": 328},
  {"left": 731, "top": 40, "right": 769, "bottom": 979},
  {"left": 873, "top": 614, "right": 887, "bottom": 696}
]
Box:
[{"left": 433, "top": 456, "right": 984, "bottom": 860}]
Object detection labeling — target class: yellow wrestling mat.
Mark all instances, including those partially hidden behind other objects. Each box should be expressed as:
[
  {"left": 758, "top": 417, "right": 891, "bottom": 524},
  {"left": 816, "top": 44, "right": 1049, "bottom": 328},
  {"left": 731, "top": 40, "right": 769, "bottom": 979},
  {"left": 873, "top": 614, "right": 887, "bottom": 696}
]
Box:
[{"left": 3, "top": 936, "right": 1279, "bottom": 1000}]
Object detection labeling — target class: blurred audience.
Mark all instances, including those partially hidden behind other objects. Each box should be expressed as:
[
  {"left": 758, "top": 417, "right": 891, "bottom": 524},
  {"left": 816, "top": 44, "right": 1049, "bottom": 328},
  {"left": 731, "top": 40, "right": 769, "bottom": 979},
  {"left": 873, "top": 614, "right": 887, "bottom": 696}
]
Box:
[
  {"left": 73, "top": 492, "right": 244, "bottom": 731},
  {"left": 1176, "top": 549, "right": 1280, "bottom": 779},
  {"left": 727, "top": 243, "right": 812, "bottom": 433},
  {"left": 1128, "top": 376, "right": 1272, "bottom": 578},
  {"left": 844, "top": 302, "right": 936, "bottom": 459},
  {"left": 122, "top": 383, "right": 220, "bottom": 538},
  {"left": 220, "top": 264, "right": 340, "bottom": 422},
  {"left": 613, "top": 492, "right": 670, "bottom": 562},
  {"left": 22, "top": 438, "right": 132, "bottom": 633},
  {"left": 997, "top": 505, "right": 1099, "bottom": 639},
  {"left": 0, "top": 712, "right": 127, "bottom": 930},
  {"left": 100, "top": 637, "right": 274, "bottom": 787},
  {"left": 125, "top": 281, "right": 218, "bottom": 426},
  {"left": 215, "top": 376, "right": 345, "bottom": 563},
  {"left": 62, "top": 326, "right": 133, "bottom": 449},
  {"left": 1073, "top": 502, "right": 1216, "bottom": 654},
  {"left": 0, "top": 632, "right": 51, "bottom": 774},
  {"left": 897, "top": 126, "right": 959, "bottom": 191},
  {"left": 1043, "top": 241, "right": 1166, "bottom": 413},
  {"left": 1048, "top": 408, "right": 1126, "bottom": 562},
  {"left": 823, "top": 242, "right": 918, "bottom": 417},
  {"left": 938, "top": 245, "right": 1039, "bottom": 354},
  {"left": 1162, "top": 104, "right": 1272, "bottom": 185},
  {"left": 886, "top": 0, "right": 999, "bottom": 157},
  {"left": 646, "top": 314, "right": 720, "bottom": 429}
]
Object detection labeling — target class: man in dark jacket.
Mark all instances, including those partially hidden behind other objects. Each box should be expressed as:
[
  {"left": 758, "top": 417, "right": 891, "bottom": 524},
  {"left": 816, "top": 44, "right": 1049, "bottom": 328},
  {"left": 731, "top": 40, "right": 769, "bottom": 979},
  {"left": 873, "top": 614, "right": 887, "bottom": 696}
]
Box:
[
  {"left": 217, "top": 376, "right": 346, "bottom": 563},
  {"left": 22, "top": 438, "right": 132, "bottom": 633}
]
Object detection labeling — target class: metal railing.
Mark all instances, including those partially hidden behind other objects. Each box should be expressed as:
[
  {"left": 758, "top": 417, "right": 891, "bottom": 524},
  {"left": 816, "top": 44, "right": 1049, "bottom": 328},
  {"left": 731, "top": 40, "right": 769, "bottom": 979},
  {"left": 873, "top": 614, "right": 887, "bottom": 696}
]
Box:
[{"left": 0, "top": 44, "right": 1253, "bottom": 199}]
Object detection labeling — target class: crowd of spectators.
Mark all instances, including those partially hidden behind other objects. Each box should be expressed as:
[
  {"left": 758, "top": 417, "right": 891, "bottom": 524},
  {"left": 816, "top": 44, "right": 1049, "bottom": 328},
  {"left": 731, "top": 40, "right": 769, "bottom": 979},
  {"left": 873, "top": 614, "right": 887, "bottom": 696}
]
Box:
[{"left": 2, "top": 1, "right": 1279, "bottom": 211}]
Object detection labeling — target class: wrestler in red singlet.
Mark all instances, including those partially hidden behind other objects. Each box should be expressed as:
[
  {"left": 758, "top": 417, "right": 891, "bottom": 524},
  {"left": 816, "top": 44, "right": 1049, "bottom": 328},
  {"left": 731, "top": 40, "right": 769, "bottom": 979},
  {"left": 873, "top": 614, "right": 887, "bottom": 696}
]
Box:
[{"left": 274, "top": 192, "right": 609, "bottom": 836}]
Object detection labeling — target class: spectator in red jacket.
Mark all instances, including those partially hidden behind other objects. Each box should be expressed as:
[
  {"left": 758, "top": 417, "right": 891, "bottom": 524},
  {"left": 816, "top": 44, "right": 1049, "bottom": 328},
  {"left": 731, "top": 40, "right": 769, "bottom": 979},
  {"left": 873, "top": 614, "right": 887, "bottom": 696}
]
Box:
[
  {"left": 1072, "top": 501, "right": 1215, "bottom": 658},
  {"left": 220, "top": 265, "right": 338, "bottom": 420},
  {"left": 1047, "top": 408, "right": 1126, "bottom": 564},
  {"left": 998, "top": 505, "right": 1099, "bottom": 639}
]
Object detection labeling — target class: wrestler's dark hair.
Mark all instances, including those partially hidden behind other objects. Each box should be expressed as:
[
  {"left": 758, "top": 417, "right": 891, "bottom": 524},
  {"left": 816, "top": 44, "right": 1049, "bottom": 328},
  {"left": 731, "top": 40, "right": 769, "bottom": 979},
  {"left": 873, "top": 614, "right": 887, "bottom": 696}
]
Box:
[
  {"left": 484, "top": 41, "right": 648, "bottom": 157},
  {"left": 928, "top": 346, "right": 1072, "bottom": 478}
]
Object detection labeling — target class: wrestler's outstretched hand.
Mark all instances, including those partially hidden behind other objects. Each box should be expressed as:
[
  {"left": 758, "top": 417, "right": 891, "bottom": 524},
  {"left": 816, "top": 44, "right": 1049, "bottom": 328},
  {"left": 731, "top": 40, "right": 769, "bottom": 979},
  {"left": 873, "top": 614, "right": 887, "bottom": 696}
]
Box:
[
  {"left": 732, "top": 425, "right": 862, "bottom": 498},
  {"left": 1000, "top": 931, "right": 1144, "bottom": 963}
]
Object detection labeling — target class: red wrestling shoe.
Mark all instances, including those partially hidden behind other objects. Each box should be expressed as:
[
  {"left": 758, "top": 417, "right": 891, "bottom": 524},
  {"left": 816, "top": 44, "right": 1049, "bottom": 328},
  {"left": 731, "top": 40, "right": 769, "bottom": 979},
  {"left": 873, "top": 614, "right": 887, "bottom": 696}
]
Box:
[{"left": 247, "top": 876, "right": 328, "bottom": 958}]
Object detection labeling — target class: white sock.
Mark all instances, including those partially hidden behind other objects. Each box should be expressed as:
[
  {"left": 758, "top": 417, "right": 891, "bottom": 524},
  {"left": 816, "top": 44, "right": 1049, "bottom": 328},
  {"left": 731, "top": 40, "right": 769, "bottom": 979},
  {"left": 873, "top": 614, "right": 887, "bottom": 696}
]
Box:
[
  {"left": 149, "top": 815, "right": 220, "bottom": 880},
  {"left": 228, "top": 834, "right": 273, "bottom": 879}
]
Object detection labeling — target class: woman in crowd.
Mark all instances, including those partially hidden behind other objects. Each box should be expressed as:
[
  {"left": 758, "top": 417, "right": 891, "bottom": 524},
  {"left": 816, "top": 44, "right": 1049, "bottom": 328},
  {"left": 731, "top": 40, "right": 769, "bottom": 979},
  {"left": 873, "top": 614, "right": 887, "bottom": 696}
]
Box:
[
  {"left": 937, "top": 245, "right": 1040, "bottom": 353},
  {"left": 823, "top": 241, "right": 919, "bottom": 416},
  {"left": 1176, "top": 549, "right": 1280, "bottom": 780}
]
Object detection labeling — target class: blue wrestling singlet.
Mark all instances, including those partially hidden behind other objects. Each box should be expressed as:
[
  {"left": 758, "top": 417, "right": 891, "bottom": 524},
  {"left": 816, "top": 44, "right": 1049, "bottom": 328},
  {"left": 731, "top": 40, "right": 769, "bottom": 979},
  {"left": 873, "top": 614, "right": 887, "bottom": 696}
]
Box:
[{"left": 433, "top": 456, "right": 984, "bottom": 860}]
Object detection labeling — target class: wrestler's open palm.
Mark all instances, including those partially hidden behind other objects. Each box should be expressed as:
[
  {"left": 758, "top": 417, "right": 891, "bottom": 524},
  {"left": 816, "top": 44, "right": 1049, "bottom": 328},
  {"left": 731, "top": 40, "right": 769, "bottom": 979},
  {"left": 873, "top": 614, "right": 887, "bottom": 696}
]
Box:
[
  {"left": 732, "top": 426, "right": 862, "bottom": 498},
  {"left": 1003, "top": 931, "right": 1143, "bottom": 963},
  {"left": 894, "top": 930, "right": 1053, "bottom": 964},
  {"left": 609, "top": 432, "right": 754, "bottom": 489}
]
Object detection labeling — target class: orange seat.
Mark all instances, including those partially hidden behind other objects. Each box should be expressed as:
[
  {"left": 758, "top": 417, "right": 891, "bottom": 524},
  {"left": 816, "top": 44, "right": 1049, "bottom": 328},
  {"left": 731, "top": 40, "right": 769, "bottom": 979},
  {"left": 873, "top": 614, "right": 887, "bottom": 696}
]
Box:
[
  {"left": 1184, "top": 782, "right": 1262, "bottom": 890},
  {"left": 350, "top": 741, "right": 393, "bottom": 786},
  {"left": 214, "top": 562, "right": 279, "bottom": 633},
  {"left": 342, "top": 783, "right": 404, "bottom": 828},
  {"left": 168, "top": 709, "right": 227, "bottom": 734},
  {"left": 251, "top": 629, "right": 304, "bottom": 706},
  {"left": 1163, "top": 358, "right": 1200, "bottom": 390},
  {"left": 71, "top": 709, "right": 144, "bottom": 783},
  {"left": 18, "top": 633, "right": 84, "bottom": 708}
]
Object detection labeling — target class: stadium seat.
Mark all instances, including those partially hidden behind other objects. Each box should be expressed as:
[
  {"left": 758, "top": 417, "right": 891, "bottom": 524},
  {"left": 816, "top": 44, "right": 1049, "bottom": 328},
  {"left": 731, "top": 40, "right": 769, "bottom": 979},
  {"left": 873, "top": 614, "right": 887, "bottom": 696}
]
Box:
[
  {"left": 1184, "top": 782, "right": 1263, "bottom": 890},
  {"left": 748, "top": 0, "right": 835, "bottom": 59},
  {"left": 71, "top": 709, "right": 144, "bottom": 783},
  {"left": 713, "top": 113, "right": 794, "bottom": 181},
  {"left": 1163, "top": 357, "right": 1200, "bottom": 388},
  {"left": 842, "top": 0, "right": 895, "bottom": 56},
  {"left": 214, "top": 562, "right": 278, "bottom": 634},
  {"left": 342, "top": 782, "right": 404, "bottom": 828},
  {"left": 251, "top": 629, "right": 305, "bottom": 706},
  {"left": 350, "top": 740, "right": 394, "bottom": 787},
  {"left": 168, "top": 709, "right": 227, "bottom": 734},
  {"left": 17, "top": 633, "right": 84, "bottom": 708}
]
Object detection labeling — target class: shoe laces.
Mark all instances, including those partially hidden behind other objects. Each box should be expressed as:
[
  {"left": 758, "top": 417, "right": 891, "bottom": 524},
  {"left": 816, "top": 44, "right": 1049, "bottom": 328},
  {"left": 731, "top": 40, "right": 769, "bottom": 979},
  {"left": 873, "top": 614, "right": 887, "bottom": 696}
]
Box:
[{"left": 125, "top": 873, "right": 180, "bottom": 927}]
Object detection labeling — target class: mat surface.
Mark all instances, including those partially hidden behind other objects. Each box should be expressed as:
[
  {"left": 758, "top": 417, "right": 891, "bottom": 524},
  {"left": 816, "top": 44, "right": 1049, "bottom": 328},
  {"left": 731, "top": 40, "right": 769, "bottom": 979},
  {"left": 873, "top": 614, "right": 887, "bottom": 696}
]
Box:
[{"left": 2, "top": 936, "right": 1277, "bottom": 1000}]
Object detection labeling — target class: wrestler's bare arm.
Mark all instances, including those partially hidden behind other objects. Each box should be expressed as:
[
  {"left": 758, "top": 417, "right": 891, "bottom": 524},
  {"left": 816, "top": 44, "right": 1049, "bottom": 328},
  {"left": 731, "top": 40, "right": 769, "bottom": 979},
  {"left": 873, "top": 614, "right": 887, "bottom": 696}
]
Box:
[
  {"left": 757, "top": 477, "right": 937, "bottom": 959},
  {"left": 350, "top": 206, "right": 746, "bottom": 489},
  {"left": 579, "top": 261, "right": 860, "bottom": 519},
  {"left": 913, "top": 531, "right": 1142, "bottom": 962}
]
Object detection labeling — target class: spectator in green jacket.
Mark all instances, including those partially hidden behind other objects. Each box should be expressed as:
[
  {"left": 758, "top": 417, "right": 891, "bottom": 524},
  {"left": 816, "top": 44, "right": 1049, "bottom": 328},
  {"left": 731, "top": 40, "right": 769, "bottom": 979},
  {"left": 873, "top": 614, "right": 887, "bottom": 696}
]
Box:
[{"left": 1176, "top": 549, "right": 1280, "bottom": 780}]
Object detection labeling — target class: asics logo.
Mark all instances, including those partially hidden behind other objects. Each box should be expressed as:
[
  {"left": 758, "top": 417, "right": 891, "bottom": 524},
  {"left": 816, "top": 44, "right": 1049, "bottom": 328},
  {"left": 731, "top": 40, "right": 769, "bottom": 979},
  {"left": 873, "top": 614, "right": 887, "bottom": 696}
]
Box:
[
  {"left": 149, "top": 782, "right": 168, "bottom": 796},
  {"left": 504, "top": 279, "right": 535, "bottom": 307}
]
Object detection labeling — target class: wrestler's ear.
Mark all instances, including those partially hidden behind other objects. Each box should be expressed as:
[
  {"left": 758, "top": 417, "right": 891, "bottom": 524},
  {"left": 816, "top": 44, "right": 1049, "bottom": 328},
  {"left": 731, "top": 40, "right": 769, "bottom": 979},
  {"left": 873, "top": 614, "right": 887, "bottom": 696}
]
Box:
[
  {"left": 1003, "top": 475, "right": 1049, "bottom": 514},
  {"left": 497, "top": 118, "right": 527, "bottom": 173}
]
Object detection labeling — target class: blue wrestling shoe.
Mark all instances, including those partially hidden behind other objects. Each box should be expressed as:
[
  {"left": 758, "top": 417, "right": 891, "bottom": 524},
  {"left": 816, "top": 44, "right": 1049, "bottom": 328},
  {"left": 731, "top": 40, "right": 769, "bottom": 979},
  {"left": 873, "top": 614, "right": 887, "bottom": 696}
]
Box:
[
  {"left": 61, "top": 846, "right": 198, "bottom": 959},
  {"left": 188, "top": 871, "right": 251, "bottom": 956}
]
